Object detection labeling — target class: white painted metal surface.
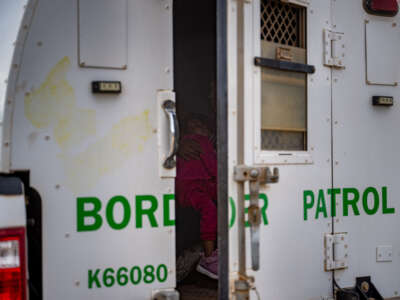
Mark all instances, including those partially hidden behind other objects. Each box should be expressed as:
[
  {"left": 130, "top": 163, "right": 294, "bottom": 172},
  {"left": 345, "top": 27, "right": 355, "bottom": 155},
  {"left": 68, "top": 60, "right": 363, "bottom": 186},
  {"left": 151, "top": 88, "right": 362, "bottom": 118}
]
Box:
[
  {"left": 78, "top": 0, "right": 128, "bottom": 69},
  {"left": 1, "top": 0, "right": 400, "bottom": 299},
  {"left": 1, "top": 0, "right": 35, "bottom": 172},
  {"left": 229, "top": 0, "right": 333, "bottom": 299},
  {"left": 332, "top": 0, "right": 400, "bottom": 298},
  {"left": 365, "top": 20, "right": 399, "bottom": 86},
  {"left": 6, "top": 0, "right": 175, "bottom": 299},
  {"left": 0, "top": 194, "right": 26, "bottom": 228}
]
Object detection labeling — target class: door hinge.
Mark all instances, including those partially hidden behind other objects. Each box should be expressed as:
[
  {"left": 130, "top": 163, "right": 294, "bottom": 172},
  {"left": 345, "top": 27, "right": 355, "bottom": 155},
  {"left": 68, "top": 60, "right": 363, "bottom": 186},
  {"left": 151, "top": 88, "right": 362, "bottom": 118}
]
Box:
[
  {"left": 324, "top": 233, "right": 349, "bottom": 271},
  {"left": 323, "top": 29, "right": 345, "bottom": 68}
]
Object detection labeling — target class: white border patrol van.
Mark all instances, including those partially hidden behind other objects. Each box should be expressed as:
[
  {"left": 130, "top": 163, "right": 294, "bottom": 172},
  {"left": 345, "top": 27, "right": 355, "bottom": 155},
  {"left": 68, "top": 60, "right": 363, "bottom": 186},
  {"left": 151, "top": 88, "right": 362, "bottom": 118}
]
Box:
[{"left": 0, "top": 0, "right": 399, "bottom": 299}]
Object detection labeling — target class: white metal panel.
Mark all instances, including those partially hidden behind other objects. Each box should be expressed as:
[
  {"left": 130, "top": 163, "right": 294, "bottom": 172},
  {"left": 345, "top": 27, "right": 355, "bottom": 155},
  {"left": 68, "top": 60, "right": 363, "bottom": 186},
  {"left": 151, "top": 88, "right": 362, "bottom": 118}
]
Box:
[
  {"left": 229, "top": 0, "right": 333, "bottom": 299},
  {"left": 0, "top": 195, "right": 26, "bottom": 228},
  {"left": 332, "top": 1, "right": 400, "bottom": 298},
  {"left": 227, "top": 0, "right": 240, "bottom": 287},
  {"left": 78, "top": 0, "right": 128, "bottom": 69},
  {"left": 366, "top": 20, "right": 399, "bottom": 86},
  {"left": 1, "top": 0, "right": 38, "bottom": 172},
  {"left": 9, "top": 0, "right": 175, "bottom": 299}
]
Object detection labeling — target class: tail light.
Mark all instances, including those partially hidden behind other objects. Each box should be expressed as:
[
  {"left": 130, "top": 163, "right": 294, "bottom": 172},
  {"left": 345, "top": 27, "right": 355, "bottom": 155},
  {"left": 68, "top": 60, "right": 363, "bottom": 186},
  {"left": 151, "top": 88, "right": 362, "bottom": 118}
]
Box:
[
  {"left": 0, "top": 228, "right": 26, "bottom": 300},
  {"left": 364, "top": 0, "right": 399, "bottom": 16}
]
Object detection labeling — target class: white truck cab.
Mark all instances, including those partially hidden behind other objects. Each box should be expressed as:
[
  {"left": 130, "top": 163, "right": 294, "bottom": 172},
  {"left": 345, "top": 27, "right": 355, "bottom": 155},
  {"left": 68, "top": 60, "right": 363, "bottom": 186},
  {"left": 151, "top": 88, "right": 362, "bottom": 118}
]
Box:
[{"left": 0, "top": 0, "right": 399, "bottom": 299}]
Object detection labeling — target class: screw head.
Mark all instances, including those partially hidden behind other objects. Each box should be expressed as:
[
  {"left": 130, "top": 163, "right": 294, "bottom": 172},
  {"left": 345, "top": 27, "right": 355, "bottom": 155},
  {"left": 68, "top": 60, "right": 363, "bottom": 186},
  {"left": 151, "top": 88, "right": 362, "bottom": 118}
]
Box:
[{"left": 250, "top": 169, "right": 259, "bottom": 178}]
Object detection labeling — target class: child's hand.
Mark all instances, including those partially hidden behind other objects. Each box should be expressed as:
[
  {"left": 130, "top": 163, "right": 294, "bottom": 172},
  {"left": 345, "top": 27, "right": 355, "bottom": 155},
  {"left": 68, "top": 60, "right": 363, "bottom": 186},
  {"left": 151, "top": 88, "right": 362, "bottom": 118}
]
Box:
[{"left": 178, "top": 138, "right": 202, "bottom": 160}]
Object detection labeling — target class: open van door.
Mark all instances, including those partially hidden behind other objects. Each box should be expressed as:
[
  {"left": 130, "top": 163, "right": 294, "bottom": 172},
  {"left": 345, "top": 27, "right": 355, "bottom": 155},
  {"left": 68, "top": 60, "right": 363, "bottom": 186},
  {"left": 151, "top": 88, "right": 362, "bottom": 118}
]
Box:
[
  {"left": 4, "top": 0, "right": 178, "bottom": 299},
  {"left": 228, "top": 0, "right": 334, "bottom": 298}
]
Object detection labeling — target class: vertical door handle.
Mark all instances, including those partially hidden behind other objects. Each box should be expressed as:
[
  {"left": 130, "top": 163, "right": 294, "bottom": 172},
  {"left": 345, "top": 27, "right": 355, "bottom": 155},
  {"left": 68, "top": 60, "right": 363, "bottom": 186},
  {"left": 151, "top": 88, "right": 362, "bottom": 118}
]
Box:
[{"left": 162, "top": 100, "right": 179, "bottom": 169}]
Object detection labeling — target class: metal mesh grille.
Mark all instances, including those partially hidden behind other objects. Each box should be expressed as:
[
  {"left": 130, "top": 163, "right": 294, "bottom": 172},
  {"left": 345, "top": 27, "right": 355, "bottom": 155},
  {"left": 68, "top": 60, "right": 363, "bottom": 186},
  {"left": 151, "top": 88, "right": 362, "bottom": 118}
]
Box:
[{"left": 261, "top": 0, "right": 301, "bottom": 47}]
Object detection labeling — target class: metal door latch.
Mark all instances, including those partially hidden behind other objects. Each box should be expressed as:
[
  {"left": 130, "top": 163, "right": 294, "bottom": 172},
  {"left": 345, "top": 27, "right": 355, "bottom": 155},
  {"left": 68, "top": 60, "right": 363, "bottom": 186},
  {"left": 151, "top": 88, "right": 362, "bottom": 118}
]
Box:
[
  {"left": 324, "top": 233, "right": 349, "bottom": 271},
  {"left": 234, "top": 165, "right": 279, "bottom": 271}
]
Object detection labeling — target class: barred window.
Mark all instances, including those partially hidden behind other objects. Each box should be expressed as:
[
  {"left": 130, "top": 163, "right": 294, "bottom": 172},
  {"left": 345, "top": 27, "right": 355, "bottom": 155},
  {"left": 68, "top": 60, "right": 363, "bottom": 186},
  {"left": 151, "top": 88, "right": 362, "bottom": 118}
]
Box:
[{"left": 260, "top": 0, "right": 307, "bottom": 151}]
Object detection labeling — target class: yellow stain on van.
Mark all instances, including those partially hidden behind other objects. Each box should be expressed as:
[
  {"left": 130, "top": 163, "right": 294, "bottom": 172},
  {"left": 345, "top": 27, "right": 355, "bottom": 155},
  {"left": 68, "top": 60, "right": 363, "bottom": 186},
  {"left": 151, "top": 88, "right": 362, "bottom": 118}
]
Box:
[
  {"left": 24, "top": 57, "right": 96, "bottom": 149},
  {"left": 61, "top": 110, "right": 152, "bottom": 194}
]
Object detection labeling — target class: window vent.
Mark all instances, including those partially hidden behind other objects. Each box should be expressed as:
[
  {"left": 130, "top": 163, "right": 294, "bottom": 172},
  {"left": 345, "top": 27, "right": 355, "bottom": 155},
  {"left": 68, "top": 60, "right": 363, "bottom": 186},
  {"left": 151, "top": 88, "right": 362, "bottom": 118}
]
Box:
[{"left": 260, "top": 0, "right": 304, "bottom": 47}]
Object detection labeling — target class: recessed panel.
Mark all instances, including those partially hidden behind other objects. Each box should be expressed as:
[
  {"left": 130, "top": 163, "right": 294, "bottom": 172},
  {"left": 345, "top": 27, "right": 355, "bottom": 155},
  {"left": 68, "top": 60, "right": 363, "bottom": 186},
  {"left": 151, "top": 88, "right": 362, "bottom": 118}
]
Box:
[
  {"left": 366, "top": 20, "right": 399, "bottom": 86},
  {"left": 78, "top": 0, "right": 128, "bottom": 69}
]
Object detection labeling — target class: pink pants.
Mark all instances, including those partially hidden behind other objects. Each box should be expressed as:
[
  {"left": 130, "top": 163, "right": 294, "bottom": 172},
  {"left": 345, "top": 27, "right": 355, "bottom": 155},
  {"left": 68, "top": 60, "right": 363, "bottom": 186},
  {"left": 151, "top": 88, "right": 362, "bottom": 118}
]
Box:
[{"left": 176, "top": 179, "right": 217, "bottom": 241}]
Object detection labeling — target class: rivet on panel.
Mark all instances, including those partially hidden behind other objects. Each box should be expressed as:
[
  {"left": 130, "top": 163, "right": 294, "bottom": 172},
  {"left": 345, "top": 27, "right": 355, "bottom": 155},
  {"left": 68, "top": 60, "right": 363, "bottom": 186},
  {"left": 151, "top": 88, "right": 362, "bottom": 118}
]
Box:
[
  {"left": 334, "top": 121, "right": 338, "bottom": 125},
  {"left": 334, "top": 78, "right": 338, "bottom": 83},
  {"left": 37, "top": 41, "right": 43, "bottom": 47},
  {"left": 394, "top": 291, "right": 398, "bottom": 296},
  {"left": 65, "top": 233, "right": 70, "bottom": 238},
  {"left": 165, "top": 67, "right": 170, "bottom": 74},
  {"left": 4, "top": 142, "right": 9, "bottom": 147},
  {"left": 55, "top": 184, "right": 60, "bottom": 190},
  {"left": 13, "top": 64, "right": 18, "bottom": 69},
  {"left": 165, "top": 4, "right": 170, "bottom": 10},
  {"left": 335, "top": 161, "right": 339, "bottom": 165},
  {"left": 25, "top": 92, "right": 30, "bottom": 97},
  {"left": 310, "top": 9, "right": 314, "bottom": 14},
  {"left": 336, "top": 218, "right": 339, "bottom": 223},
  {"left": 23, "top": 24, "right": 28, "bottom": 30},
  {"left": 310, "top": 78, "right": 314, "bottom": 82},
  {"left": 333, "top": 24, "right": 337, "bottom": 28},
  {"left": 153, "top": 129, "right": 157, "bottom": 134},
  {"left": 45, "top": 135, "right": 50, "bottom": 141},
  {"left": 392, "top": 23, "right": 397, "bottom": 27},
  {"left": 327, "top": 159, "right": 330, "bottom": 163},
  {"left": 75, "top": 281, "right": 80, "bottom": 287}
]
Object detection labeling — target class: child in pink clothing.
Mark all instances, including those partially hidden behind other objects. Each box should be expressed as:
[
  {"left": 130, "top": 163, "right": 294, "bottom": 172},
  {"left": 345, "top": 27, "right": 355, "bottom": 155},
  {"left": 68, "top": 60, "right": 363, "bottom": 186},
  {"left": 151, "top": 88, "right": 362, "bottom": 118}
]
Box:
[{"left": 176, "top": 117, "right": 218, "bottom": 279}]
